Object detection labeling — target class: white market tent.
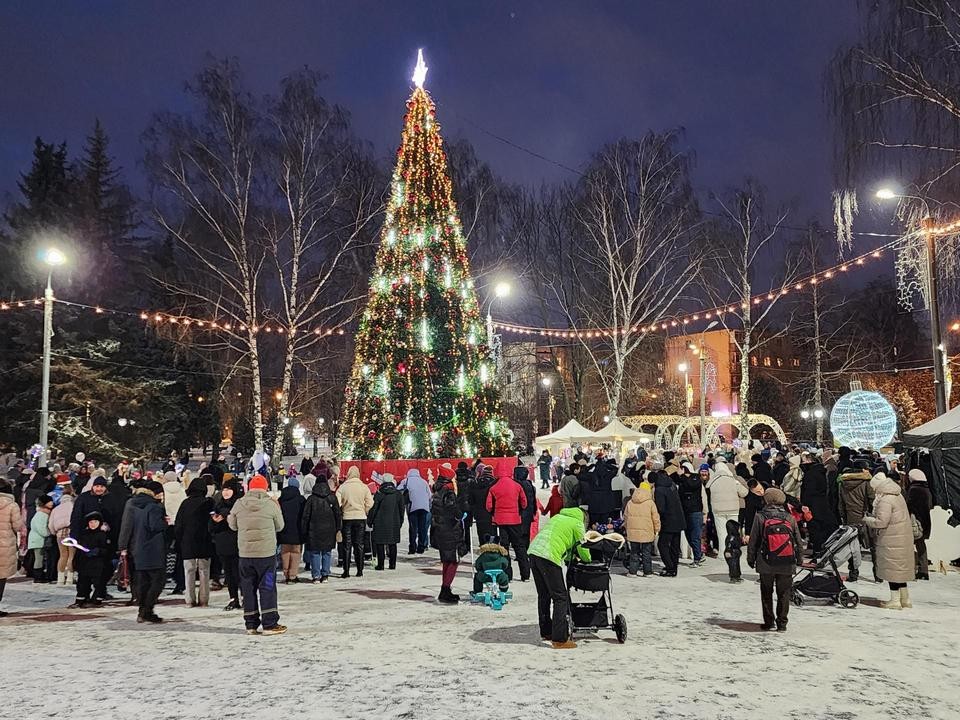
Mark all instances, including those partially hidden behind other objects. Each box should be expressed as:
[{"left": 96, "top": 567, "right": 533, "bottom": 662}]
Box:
[
  {"left": 593, "top": 417, "right": 654, "bottom": 445},
  {"left": 534, "top": 419, "right": 600, "bottom": 449}
]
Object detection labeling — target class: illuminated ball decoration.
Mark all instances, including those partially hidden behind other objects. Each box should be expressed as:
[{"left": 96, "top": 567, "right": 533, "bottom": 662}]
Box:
[{"left": 829, "top": 391, "right": 897, "bottom": 449}]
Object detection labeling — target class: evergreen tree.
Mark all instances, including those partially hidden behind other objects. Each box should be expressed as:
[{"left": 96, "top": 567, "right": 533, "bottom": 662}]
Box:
[{"left": 340, "top": 57, "right": 509, "bottom": 459}]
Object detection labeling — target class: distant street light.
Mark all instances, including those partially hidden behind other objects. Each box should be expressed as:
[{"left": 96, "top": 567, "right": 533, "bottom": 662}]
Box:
[
  {"left": 39, "top": 246, "right": 67, "bottom": 461},
  {"left": 698, "top": 320, "right": 720, "bottom": 446},
  {"left": 875, "top": 187, "right": 898, "bottom": 200},
  {"left": 487, "top": 281, "right": 513, "bottom": 373},
  {"left": 118, "top": 418, "right": 129, "bottom": 427},
  {"left": 494, "top": 281, "right": 512, "bottom": 298}
]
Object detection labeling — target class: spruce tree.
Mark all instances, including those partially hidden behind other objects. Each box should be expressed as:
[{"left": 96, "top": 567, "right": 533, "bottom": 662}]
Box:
[{"left": 340, "top": 54, "right": 509, "bottom": 459}]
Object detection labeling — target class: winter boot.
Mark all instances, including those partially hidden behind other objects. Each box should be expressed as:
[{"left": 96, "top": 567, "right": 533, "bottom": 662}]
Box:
[
  {"left": 437, "top": 586, "right": 458, "bottom": 605},
  {"left": 57, "top": 571, "right": 67, "bottom": 585},
  {"left": 880, "top": 589, "right": 902, "bottom": 610},
  {"left": 899, "top": 587, "right": 912, "bottom": 608},
  {"left": 67, "top": 572, "right": 76, "bottom": 585}
]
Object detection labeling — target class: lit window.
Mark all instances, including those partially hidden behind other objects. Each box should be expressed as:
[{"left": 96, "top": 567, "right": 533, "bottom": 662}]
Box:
[
  {"left": 776, "top": 358, "right": 783, "bottom": 367},
  {"left": 750, "top": 356, "right": 758, "bottom": 367},
  {"left": 792, "top": 358, "right": 800, "bottom": 367},
  {"left": 763, "top": 357, "right": 771, "bottom": 367}
]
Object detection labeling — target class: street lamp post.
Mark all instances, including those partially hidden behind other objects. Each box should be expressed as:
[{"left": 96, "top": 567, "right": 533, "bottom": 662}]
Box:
[
  {"left": 697, "top": 320, "right": 719, "bottom": 450},
  {"left": 678, "top": 362, "right": 690, "bottom": 415},
  {"left": 39, "top": 248, "right": 66, "bottom": 462},
  {"left": 486, "top": 281, "right": 512, "bottom": 373},
  {"left": 541, "top": 376, "right": 555, "bottom": 434},
  {"left": 922, "top": 220, "right": 948, "bottom": 416},
  {"left": 877, "top": 189, "right": 948, "bottom": 415}
]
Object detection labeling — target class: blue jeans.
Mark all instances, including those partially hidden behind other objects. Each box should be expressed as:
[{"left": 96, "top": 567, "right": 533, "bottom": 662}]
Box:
[
  {"left": 628, "top": 542, "right": 653, "bottom": 575},
  {"left": 408, "top": 509, "right": 429, "bottom": 552},
  {"left": 685, "top": 511, "right": 704, "bottom": 562},
  {"left": 306, "top": 550, "right": 331, "bottom": 579}
]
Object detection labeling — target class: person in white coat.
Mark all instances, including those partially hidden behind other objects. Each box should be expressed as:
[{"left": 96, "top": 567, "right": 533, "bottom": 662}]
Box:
[{"left": 707, "top": 462, "right": 748, "bottom": 557}]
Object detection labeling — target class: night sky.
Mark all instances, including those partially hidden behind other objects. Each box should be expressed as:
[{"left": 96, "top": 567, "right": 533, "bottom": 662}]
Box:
[{"left": 0, "top": 1, "right": 861, "bottom": 223}]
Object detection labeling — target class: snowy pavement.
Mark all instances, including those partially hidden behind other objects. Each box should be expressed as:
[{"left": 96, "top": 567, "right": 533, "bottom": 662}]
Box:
[{"left": 2, "top": 547, "right": 957, "bottom": 720}]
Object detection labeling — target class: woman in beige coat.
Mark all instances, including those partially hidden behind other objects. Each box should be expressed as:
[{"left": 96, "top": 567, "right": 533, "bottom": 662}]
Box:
[
  {"left": 1, "top": 481, "right": 24, "bottom": 616},
  {"left": 623, "top": 486, "right": 661, "bottom": 576},
  {"left": 864, "top": 473, "right": 915, "bottom": 609}
]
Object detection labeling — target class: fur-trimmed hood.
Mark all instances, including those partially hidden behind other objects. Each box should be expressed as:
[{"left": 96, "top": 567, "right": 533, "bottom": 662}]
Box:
[{"left": 477, "top": 542, "right": 508, "bottom": 557}]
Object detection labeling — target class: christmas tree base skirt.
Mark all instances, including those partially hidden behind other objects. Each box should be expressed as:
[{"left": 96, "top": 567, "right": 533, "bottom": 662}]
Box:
[{"left": 340, "top": 457, "right": 517, "bottom": 482}]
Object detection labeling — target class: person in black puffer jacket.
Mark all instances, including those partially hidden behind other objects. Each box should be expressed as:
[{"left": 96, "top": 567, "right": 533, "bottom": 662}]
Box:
[
  {"left": 301, "top": 479, "right": 342, "bottom": 581},
  {"left": 514, "top": 466, "right": 537, "bottom": 545},
  {"left": 469, "top": 465, "right": 497, "bottom": 546},
  {"left": 456, "top": 462, "right": 475, "bottom": 552},
  {"left": 799, "top": 458, "right": 837, "bottom": 556},
  {"left": 209, "top": 479, "right": 243, "bottom": 609},
  {"left": 277, "top": 479, "right": 305, "bottom": 583},
  {"left": 676, "top": 466, "right": 705, "bottom": 565},
  {"left": 653, "top": 468, "right": 685, "bottom": 577},
  {"left": 432, "top": 474, "right": 464, "bottom": 604},
  {"left": 175, "top": 476, "right": 215, "bottom": 607},
  {"left": 366, "top": 474, "right": 401, "bottom": 572}
]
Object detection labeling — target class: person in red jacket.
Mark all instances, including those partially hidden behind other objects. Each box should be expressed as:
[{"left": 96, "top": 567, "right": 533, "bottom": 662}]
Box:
[
  {"left": 485, "top": 469, "right": 530, "bottom": 581},
  {"left": 543, "top": 485, "right": 564, "bottom": 518}
]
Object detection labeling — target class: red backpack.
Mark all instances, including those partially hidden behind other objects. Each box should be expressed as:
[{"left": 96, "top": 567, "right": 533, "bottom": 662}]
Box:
[{"left": 761, "top": 514, "right": 796, "bottom": 565}]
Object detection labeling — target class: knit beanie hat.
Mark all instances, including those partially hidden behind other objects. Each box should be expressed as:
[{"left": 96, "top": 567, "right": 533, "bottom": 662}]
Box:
[
  {"left": 249, "top": 475, "right": 269, "bottom": 491},
  {"left": 699, "top": 463, "right": 710, "bottom": 472},
  {"left": 92, "top": 476, "right": 108, "bottom": 487},
  {"left": 146, "top": 480, "right": 165, "bottom": 496},
  {"left": 763, "top": 487, "right": 786, "bottom": 505},
  {"left": 287, "top": 477, "right": 300, "bottom": 489},
  {"left": 908, "top": 469, "right": 927, "bottom": 483}
]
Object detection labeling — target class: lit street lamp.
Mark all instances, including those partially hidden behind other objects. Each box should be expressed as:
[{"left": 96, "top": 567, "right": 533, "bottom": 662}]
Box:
[
  {"left": 696, "top": 320, "right": 719, "bottom": 448},
  {"left": 541, "top": 375, "right": 555, "bottom": 434},
  {"left": 877, "top": 187, "right": 948, "bottom": 415},
  {"left": 678, "top": 362, "right": 690, "bottom": 416},
  {"left": 486, "top": 281, "right": 512, "bottom": 373},
  {"left": 38, "top": 247, "right": 66, "bottom": 462}
]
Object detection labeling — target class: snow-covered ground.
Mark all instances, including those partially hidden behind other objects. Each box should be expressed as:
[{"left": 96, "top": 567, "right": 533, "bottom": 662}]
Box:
[{"left": 2, "top": 535, "right": 957, "bottom": 720}]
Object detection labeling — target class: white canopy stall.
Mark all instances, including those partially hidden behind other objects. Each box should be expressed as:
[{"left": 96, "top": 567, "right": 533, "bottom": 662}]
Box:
[{"left": 534, "top": 419, "right": 600, "bottom": 453}]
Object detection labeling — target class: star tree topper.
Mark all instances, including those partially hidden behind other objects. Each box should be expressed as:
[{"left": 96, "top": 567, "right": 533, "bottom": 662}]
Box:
[{"left": 412, "top": 48, "right": 428, "bottom": 89}]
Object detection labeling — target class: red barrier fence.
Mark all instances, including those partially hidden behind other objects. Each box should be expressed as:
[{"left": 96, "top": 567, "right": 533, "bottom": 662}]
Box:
[{"left": 339, "top": 457, "right": 519, "bottom": 482}]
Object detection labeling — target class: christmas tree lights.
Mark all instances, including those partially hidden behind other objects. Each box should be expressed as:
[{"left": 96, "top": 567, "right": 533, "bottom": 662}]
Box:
[{"left": 339, "top": 52, "right": 510, "bottom": 459}]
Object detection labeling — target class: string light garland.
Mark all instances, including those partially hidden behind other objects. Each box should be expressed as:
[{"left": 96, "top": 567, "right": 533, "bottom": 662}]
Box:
[{"left": 493, "top": 238, "right": 903, "bottom": 338}]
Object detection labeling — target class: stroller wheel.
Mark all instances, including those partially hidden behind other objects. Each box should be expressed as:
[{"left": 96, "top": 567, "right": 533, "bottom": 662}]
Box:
[
  {"left": 791, "top": 590, "right": 804, "bottom": 607},
  {"left": 838, "top": 589, "right": 859, "bottom": 608},
  {"left": 613, "top": 614, "right": 627, "bottom": 644}
]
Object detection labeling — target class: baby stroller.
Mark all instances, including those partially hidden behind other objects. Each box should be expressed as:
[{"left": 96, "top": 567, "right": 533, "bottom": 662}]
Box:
[
  {"left": 791, "top": 525, "right": 860, "bottom": 609},
  {"left": 567, "top": 533, "right": 628, "bottom": 643}
]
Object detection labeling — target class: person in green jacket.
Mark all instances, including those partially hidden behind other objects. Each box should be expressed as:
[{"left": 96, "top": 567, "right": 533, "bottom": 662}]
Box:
[{"left": 527, "top": 507, "right": 590, "bottom": 649}]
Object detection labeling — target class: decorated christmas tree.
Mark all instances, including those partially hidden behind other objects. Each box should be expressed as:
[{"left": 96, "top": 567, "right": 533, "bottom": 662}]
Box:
[{"left": 340, "top": 52, "right": 510, "bottom": 460}]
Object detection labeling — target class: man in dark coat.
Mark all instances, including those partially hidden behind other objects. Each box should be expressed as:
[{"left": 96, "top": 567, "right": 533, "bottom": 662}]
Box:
[
  {"left": 653, "top": 469, "right": 684, "bottom": 576},
  {"left": 771, "top": 453, "right": 789, "bottom": 487},
  {"left": 301, "top": 478, "right": 342, "bottom": 581},
  {"left": 906, "top": 468, "right": 933, "bottom": 580},
  {"left": 514, "top": 466, "right": 537, "bottom": 543},
  {"left": 537, "top": 450, "right": 552, "bottom": 489},
  {"left": 70, "top": 476, "right": 120, "bottom": 600},
  {"left": 126, "top": 481, "right": 168, "bottom": 623},
  {"left": 747, "top": 487, "right": 802, "bottom": 632},
  {"left": 751, "top": 455, "right": 773, "bottom": 486},
  {"left": 468, "top": 465, "right": 497, "bottom": 544},
  {"left": 676, "top": 465, "right": 705, "bottom": 565},
  {"left": 799, "top": 457, "right": 837, "bottom": 556},
  {"left": 174, "top": 476, "right": 215, "bottom": 606},
  {"left": 588, "top": 458, "right": 618, "bottom": 523},
  {"left": 367, "top": 473, "right": 403, "bottom": 571}
]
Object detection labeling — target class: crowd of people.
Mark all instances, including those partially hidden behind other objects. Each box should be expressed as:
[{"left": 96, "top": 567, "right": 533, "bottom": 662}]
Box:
[{"left": 0, "top": 440, "right": 937, "bottom": 647}]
